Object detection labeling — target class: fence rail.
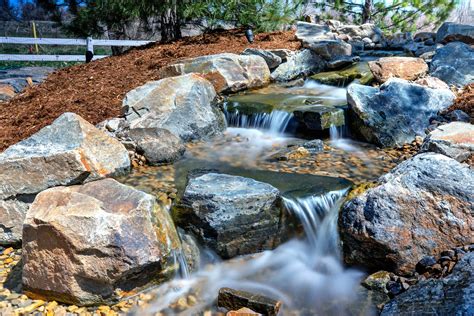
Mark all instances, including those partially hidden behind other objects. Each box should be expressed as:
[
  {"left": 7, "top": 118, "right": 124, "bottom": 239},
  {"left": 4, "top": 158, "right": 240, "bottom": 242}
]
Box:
[{"left": 0, "top": 36, "right": 154, "bottom": 62}]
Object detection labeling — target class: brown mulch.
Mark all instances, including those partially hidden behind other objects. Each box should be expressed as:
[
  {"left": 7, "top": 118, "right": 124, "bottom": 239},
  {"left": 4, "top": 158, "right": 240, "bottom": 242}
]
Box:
[
  {"left": 447, "top": 83, "right": 474, "bottom": 123},
  {"left": 0, "top": 29, "right": 300, "bottom": 151}
]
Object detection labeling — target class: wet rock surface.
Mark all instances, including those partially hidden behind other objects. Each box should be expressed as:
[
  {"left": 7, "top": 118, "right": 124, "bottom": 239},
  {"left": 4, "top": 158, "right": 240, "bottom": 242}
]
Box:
[
  {"left": 340, "top": 153, "right": 474, "bottom": 275},
  {"left": 122, "top": 74, "right": 225, "bottom": 142},
  {"left": 420, "top": 122, "right": 474, "bottom": 162},
  {"left": 381, "top": 252, "right": 474, "bottom": 315},
  {"left": 294, "top": 105, "right": 345, "bottom": 131},
  {"left": 368, "top": 57, "right": 428, "bottom": 83},
  {"left": 347, "top": 78, "right": 455, "bottom": 147},
  {"left": 175, "top": 173, "right": 285, "bottom": 258},
  {"left": 158, "top": 53, "right": 270, "bottom": 93},
  {"left": 22, "top": 178, "right": 180, "bottom": 305},
  {"left": 430, "top": 42, "right": 474, "bottom": 87}
]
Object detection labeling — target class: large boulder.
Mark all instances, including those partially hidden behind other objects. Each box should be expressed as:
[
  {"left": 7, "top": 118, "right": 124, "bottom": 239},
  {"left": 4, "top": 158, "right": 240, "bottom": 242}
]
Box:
[
  {"left": 175, "top": 173, "right": 285, "bottom": 259},
  {"left": 122, "top": 74, "right": 225, "bottom": 142},
  {"left": 0, "top": 113, "right": 131, "bottom": 245},
  {"left": 271, "top": 49, "right": 326, "bottom": 82},
  {"left": 295, "top": 22, "right": 335, "bottom": 46},
  {"left": 339, "top": 153, "right": 473, "bottom": 275},
  {"left": 158, "top": 53, "right": 270, "bottom": 93},
  {"left": 241, "top": 48, "right": 282, "bottom": 69},
  {"left": 430, "top": 42, "right": 474, "bottom": 87},
  {"left": 368, "top": 57, "right": 428, "bottom": 83},
  {"left": 0, "top": 112, "right": 130, "bottom": 201},
  {"left": 420, "top": 122, "right": 474, "bottom": 162},
  {"left": 381, "top": 252, "right": 474, "bottom": 315},
  {"left": 436, "top": 22, "right": 474, "bottom": 44},
  {"left": 22, "top": 178, "right": 181, "bottom": 305},
  {"left": 347, "top": 78, "right": 455, "bottom": 147},
  {"left": 307, "top": 40, "right": 352, "bottom": 61}
]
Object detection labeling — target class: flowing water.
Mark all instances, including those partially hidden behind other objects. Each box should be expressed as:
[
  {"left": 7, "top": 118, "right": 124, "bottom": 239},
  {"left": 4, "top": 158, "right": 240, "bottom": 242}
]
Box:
[{"left": 117, "top": 78, "right": 403, "bottom": 315}]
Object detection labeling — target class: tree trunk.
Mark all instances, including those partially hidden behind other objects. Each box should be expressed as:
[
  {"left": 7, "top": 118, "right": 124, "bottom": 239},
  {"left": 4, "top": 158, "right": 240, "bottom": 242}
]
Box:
[
  {"left": 160, "top": 0, "right": 182, "bottom": 43},
  {"left": 362, "top": 0, "right": 373, "bottom": 23}
]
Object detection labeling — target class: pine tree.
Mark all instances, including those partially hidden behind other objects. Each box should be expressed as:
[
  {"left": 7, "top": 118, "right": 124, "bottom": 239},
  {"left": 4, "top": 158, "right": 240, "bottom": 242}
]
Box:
[{"left": 312, "top": 0, "right": 457, "bottom": 33}]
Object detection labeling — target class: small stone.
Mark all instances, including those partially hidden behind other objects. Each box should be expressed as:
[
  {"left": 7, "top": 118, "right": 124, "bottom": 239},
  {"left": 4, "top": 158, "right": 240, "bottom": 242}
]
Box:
[
  {"left": 218, "top": 287, "right": 281, "bottom": 316},
  {"left": 386, "top": 281, "right": 403, "bottom": 297},
  {"left": 415, "top": 256, "right": 437, "bottom": 273},
  {"left": 2, "top": 247, "right": 13, "bottom": 255},
  {"left": 227, "top": 307, "right": 262, "bottom": 316},
  {"left": 67, "top": 305, "right": 79, "bottom": 312},
  {"left": 18, "top": 300, "right": 44, "bottom": 313}
]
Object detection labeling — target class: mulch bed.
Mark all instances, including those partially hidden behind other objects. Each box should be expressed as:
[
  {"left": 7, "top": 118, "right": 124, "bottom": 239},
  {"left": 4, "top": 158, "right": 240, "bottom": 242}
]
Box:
[
  {"left": 0, "top": 29, "right": 301, "bottom": 151},
  {"left": 447, "top": 83, "right": 474, "bottom": 123}
]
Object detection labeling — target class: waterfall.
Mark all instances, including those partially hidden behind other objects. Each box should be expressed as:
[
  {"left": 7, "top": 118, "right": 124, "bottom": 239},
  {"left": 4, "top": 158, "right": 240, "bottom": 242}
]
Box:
[
  {"left": 140, "top": 188, "right": 369, "bottom": 315},
  {"left": 224, "top": 108, "right": 294, "bottom": 134}
]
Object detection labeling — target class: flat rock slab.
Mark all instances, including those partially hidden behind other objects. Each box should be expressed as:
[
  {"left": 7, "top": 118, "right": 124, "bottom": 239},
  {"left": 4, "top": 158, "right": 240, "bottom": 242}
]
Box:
[
  {"left": 420, "top": 122, "right": 474, "bottom": 162},
  {"left": 436, "top": 22, "right": 474, "bottom": 44},
  {"left": 381, "top": 253, "right": 474, "bottom": 315},
  {"left": 218, "top": 287, "right": 282, "bottom": 316},
  {"left": 347, "top": 78, "right": 455, "bottom": 147},
  {"left": 430, "top": 42, "right": 474, "bottom": 87},
  {"left": 368, "top": 57, "right": 428, "bottom": 83},
  {"left": 22, "top": 178, "right": 181, "bottom": 305},
  {"left": 122, "top": 74, "right": 225, "bottom": 142},
  {"left": 339, "top": 153, "right": 473, "bottom": 275},
  {"left": 175, "top": 173, "right": 284, "bottom": 258},
  {"left": 158, "top": 53, "right": 270, "bottom": 93}
]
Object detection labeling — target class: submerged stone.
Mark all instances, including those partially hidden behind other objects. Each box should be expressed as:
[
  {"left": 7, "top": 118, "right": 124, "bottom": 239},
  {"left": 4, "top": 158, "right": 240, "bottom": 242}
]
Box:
[
  {"left": 311, "top": 62, "right": 373, "bottom": 86},
  {"left": 22, "top": 178, "right": 181, "bottom": 305}
]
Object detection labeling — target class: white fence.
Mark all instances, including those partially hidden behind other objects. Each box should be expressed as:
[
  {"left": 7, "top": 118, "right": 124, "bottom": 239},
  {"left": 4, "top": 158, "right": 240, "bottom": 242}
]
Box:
[{"left": 0, "top": 36, "right": 153, "bottom": 62}]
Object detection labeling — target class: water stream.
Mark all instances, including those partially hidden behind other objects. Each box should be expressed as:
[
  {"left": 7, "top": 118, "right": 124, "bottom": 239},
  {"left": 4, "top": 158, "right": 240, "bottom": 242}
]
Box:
[{"left": 118, "top": 77, "right": 397, "bottom": 314}]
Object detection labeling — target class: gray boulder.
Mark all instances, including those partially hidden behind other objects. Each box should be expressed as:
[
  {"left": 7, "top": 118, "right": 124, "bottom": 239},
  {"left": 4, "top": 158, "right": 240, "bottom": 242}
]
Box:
[
  {"left": 430, "top": 42, "right": 474, "bottom": 87},
  {"left": 271, "top": 49, "right": 326, "bottom": 82},
  {"left": 381, "top": 253, "right": 474, "bottom": 315},
  {"left": 128, "top": 128, "right": 185, "bottom": 165},
  {"left": 436, "top": 22, "right": 474, "bottom": 44},
  {"left": 122, "top": 74, "right": 225, "bottom": 142},
  {"left": 22, "top": 178, "right": 181, "bottom": 305},
  {"left": 307, "top": 40, "right": 352, "bottom": 61},
  {"left": 339, "top": 153, "right": 473, "bottom": 275},
  {"left": 420, "top": 122, "right": 474, "bottom": 162},
  {"left": 242, "top": 48, "right": 282, "bottom": 69},
  {"left": 267, "top": 49, "right": 294, "bottom": 62},
  {"left": 296, "top": 22, "right": 336, "bottom": 46},
  {"left": 158, "top": 53, "right": 270, "bottom": 93},
  {"left": 175, "top": 173, "right": 285, "bottom": 258},
  {"left": 347, "top": 78, "right": 455, "bottom": 147}
]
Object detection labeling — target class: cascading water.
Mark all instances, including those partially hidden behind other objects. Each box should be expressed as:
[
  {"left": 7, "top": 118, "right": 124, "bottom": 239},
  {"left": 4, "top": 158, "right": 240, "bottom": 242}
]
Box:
[
  {"left": 141, "top": 188, "right": 369, "bottom": 315},
  {"left": 224, "top": 106, "right": 294, "bottom": 135}
]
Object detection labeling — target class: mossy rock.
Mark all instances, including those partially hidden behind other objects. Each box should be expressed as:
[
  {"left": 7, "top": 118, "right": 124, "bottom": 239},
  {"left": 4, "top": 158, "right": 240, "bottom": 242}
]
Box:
[
  {"left": 311, "top": 62, "right": 374, "bottom": 86},
  {"left": 345, "top": 181, "right": 379, "bottom": 201}
]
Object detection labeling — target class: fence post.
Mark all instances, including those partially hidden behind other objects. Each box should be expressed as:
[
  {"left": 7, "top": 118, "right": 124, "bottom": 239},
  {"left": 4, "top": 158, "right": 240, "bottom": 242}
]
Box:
[{"left": 85, "top": 36, "right": 94, "bottom": 63}]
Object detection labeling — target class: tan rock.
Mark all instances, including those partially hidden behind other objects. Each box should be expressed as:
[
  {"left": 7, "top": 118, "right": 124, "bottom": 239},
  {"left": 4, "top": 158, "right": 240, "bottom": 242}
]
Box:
[
  {"left": 22, "top": 178, "right": 181, "bottom": 305},
  {"left": 0, "top": 84, "right": 15, "bottom": 101},
  {"left": 158, "top": 53, "right": 270, "bottom": 93},
  {"left": 415, "top": 76, "right": 450, "bottom": 90},
  {"left": 368, "top": 57, "right": 428, "bottom": 83}
]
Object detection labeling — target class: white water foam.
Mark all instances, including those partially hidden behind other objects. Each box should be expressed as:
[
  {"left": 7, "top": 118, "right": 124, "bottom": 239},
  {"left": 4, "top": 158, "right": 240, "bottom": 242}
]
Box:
[{"left": 140, "top": 189, "right": 369, "bottom": 315}]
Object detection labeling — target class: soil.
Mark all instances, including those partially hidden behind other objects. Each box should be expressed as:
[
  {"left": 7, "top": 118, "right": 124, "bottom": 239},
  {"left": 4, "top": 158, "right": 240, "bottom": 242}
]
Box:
[
  {"left": 0, "top": 29, "right": 301, "bottom": 151},
  {"left": 447, "top": 83, "right": 474, "bottom": 123}
]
